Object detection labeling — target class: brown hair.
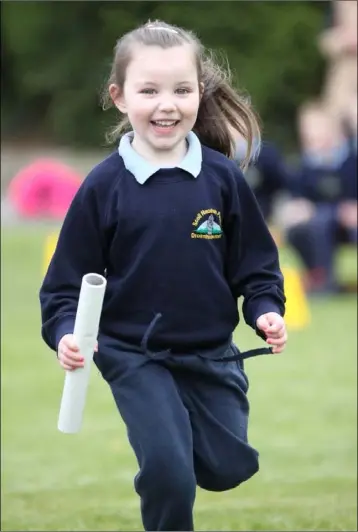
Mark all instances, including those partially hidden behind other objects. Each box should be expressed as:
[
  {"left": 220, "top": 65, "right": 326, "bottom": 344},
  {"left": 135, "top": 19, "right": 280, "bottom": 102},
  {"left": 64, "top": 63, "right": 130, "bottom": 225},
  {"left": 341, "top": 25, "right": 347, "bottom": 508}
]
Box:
[{"left": 101, "top": 19, "right": 261, "bottom": 169}]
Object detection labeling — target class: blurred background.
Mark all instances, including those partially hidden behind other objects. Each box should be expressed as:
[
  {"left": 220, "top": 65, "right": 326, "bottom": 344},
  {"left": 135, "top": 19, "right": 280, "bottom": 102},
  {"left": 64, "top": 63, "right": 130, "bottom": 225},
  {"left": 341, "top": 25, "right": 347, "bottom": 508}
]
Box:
[{"left": 1, "top": 1, "right": 357, "bottom": 531}]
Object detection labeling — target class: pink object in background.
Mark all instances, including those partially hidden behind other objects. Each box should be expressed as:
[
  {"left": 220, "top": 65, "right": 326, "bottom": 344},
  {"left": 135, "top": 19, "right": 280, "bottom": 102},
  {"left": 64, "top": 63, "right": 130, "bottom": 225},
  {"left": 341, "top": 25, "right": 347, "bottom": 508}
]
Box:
[{"left": 8, "top": 158, "right": 82, "bottom": 219}]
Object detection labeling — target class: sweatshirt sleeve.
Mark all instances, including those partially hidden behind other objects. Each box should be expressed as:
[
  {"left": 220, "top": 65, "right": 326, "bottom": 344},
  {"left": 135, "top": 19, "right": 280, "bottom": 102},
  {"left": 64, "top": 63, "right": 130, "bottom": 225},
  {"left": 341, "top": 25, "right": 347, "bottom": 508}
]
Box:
[
  {"left": 225, "top": 165, "right": 286, "bottom": 335},
  {"left": 39, "top": 178, "right": 107, "bottom": 352}
]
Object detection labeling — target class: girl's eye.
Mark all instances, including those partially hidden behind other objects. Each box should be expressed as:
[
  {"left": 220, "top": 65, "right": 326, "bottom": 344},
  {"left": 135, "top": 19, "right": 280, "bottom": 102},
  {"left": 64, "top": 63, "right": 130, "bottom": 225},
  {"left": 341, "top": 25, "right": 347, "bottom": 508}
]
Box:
[{"left": 139, "top": 88, "right": 191, "bottom": 95}]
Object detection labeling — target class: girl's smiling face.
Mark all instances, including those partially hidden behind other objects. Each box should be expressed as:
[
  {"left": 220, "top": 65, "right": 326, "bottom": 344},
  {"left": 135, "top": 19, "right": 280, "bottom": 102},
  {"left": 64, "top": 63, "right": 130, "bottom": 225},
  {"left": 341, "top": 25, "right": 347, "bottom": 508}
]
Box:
[{"left": 110, "top": 44, "right": 203, "bottom": 165}]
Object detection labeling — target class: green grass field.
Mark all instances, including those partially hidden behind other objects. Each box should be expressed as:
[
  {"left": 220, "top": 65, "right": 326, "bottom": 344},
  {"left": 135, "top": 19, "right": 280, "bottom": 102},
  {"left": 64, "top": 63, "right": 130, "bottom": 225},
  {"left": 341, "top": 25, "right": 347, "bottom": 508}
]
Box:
[{"left": 1, "top": 225, "right": 357, "bottom": 531}]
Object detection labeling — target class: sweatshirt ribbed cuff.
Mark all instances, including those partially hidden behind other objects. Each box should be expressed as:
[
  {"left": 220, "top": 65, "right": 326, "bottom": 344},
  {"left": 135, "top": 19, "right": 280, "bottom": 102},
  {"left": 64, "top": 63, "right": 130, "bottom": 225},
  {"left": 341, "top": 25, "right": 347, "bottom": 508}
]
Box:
[{"left": 54, "top": 317, "right": 76, "bottom": 354}]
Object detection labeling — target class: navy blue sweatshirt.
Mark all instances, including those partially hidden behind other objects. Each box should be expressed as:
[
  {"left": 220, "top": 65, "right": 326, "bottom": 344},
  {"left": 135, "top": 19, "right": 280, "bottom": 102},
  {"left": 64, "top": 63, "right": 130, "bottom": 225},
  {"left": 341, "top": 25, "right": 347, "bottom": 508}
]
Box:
[{"left": 40, "top": 143, "right": 285, "bottom": 354}]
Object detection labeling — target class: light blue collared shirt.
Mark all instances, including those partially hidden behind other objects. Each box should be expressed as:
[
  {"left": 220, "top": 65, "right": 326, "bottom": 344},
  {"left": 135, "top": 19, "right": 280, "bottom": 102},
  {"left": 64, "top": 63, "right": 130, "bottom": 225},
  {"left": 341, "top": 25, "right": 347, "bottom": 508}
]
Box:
[
  {"left": 302, "top": 140, "right": 351, "bottom": 170},
  {"left": 118, "top": 131, "right": 202, "bottom": 184}
]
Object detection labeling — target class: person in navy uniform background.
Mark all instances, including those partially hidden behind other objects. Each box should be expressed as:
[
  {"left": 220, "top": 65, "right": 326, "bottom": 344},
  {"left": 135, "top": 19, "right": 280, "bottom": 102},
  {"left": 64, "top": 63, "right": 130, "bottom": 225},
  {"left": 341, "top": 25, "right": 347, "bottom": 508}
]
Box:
[
  {"left": 285, "top": 101, "right": 357, "bottom": 294},
  {"left": 235, "top": 136, "right": 290, "bottom": 222}
]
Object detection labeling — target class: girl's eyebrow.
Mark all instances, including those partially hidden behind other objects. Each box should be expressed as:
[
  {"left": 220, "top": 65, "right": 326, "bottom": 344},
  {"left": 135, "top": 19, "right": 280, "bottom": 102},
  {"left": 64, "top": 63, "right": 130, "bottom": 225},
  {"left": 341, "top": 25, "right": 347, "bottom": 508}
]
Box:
[
  {"left": 136, "top": 79, "right": 195, "bottom": 84},
  {"left": 134, "top": 81, "right": 158, "bottom": 86}
]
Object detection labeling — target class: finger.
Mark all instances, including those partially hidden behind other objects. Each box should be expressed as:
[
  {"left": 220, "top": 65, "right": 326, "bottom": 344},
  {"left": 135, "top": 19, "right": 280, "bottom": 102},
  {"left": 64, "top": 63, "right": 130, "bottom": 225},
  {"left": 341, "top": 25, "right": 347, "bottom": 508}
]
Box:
[
  {"left": 60, "top": 353, "right": 85, "bottom": 367},
  {"left": 59, "top": 361, "right": 75, "bottom": 371},
  {"left": 266, "top": 335, "right": 287, "bottom": 346},
  {"left": 266, "top": 326, "right": 286, "bottom": 339},
  {"left": 60, "top": 348, "right": 84, "bottom": 362},
  {"left": 66, "top": 342, "right": 79, "bottom": 352},
  {"left": 266, "top": 329, "right": 281, "bottom": 338},
  {"left": 94, "top": 342, "right": 98, "bottom": 352},
  {"left": 60, "top": 338, "right": 79, "bottom": 352},
  {"left": 272, "top": 343, "right": 286, "bottom": 354}
]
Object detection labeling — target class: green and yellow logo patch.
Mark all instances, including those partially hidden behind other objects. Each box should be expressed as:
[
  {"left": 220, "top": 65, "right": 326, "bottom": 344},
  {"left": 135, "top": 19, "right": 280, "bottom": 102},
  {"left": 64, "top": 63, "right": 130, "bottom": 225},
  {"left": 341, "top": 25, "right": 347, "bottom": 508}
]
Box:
[{"left": 191, "top": 209, "right": 223, "bottom": 239}]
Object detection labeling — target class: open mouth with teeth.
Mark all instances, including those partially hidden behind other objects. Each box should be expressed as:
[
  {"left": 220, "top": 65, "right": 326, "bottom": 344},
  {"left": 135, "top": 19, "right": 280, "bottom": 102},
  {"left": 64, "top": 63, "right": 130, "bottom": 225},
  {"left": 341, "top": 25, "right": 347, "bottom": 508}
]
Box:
[{"left": 150, "top": 120, "right": 180, "bottom": 129}]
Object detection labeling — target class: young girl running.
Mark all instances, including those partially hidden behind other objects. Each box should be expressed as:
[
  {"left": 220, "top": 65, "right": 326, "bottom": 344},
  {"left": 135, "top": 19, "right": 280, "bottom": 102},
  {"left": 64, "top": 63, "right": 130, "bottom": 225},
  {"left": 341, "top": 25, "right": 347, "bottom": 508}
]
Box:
[{"left": 40, "top": 19, "right": 287, "bottom": 532}]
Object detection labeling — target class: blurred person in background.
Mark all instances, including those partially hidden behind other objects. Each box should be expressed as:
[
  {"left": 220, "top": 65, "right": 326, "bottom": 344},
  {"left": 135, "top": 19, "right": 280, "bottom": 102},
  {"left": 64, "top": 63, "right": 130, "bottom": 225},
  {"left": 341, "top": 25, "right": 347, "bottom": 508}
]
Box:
[
  {"left": 234, "top": 134, "right": 290, "bottom": 223},
  {"left": 343, "top": 92, "right": 357, "bottom": 156},
  {"left": 282, "top": 101, "right": 357, "bottom": 295}
]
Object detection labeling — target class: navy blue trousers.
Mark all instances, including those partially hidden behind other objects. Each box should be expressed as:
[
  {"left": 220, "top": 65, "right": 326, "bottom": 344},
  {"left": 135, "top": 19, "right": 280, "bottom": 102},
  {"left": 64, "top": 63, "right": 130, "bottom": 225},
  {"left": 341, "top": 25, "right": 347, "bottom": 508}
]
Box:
[{"left": 94, "top": 335, "right": 259, "bottom": 531}]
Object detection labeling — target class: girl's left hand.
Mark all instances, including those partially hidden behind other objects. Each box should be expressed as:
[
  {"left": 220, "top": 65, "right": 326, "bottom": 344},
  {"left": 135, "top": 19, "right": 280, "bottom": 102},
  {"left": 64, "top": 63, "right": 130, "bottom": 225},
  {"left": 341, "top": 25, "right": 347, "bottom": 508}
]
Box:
[{"left": 256, "top": 312, "right": 287, "bottom": 353}]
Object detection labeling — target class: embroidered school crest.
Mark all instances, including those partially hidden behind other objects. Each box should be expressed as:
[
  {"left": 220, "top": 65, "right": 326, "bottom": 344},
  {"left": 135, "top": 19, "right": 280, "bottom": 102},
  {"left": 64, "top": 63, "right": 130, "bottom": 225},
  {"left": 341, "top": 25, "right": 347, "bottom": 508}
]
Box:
[{"left": 191, "top": 209, "right": 223, "bottom": 239}]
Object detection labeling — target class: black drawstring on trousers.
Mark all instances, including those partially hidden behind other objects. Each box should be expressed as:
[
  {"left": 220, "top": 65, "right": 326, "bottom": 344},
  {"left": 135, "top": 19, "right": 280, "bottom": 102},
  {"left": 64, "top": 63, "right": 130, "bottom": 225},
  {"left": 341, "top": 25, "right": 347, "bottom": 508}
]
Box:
[
  {"left": 208, "top": 345, "right": 273, "bottom": 361},
  {"left": 140, "top": 313, "right": 172, "bottom": 359},
  {"left": 140, "top": 313, "right": 273, "bottom": 361}
]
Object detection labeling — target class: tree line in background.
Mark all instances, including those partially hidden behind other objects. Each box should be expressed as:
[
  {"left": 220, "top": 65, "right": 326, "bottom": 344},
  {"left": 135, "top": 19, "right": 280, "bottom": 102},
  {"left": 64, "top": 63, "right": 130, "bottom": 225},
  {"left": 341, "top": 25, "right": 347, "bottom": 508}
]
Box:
[{"left": 1, "top": 1, "right": 328, "bottom": 152}]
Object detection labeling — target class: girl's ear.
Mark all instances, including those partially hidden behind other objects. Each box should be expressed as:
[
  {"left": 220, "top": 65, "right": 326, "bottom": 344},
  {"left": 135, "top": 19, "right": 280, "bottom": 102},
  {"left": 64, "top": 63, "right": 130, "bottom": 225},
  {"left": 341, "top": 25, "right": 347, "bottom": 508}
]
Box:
[
  {"left": 109, "top": 84, "right": 127, "bottom": 114},
  {"left": 199, "top": 82, "right": 205, "bottom": 99}
]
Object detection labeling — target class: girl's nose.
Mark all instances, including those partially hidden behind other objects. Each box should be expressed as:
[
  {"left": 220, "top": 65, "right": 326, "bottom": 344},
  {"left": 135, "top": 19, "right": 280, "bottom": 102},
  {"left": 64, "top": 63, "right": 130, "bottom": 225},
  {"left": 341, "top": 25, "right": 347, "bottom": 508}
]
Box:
[{"left": 157, "top": 98, "right": 176, "bottom": 112}]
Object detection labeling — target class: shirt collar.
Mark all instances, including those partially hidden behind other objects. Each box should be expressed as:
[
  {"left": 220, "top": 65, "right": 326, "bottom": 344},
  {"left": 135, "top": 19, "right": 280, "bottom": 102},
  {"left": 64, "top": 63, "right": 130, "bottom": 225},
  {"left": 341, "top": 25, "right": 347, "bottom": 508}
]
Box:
[
  {"left": 302, "top": 140, "right": 351, "bottom": 170},
  {"left": 118, "top": 131, "right": 202, "bottom": 184}
]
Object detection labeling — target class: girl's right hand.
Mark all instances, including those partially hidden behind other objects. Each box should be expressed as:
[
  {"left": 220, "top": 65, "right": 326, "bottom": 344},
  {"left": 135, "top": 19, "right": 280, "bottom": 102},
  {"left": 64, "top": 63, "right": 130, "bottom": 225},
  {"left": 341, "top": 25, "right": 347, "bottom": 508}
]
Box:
[
  {"left": 58, "top": 334, "right": 98, "bottom": 371},
  {"left": 57, "top": 334, "right": 84, "bottom": 371}
]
